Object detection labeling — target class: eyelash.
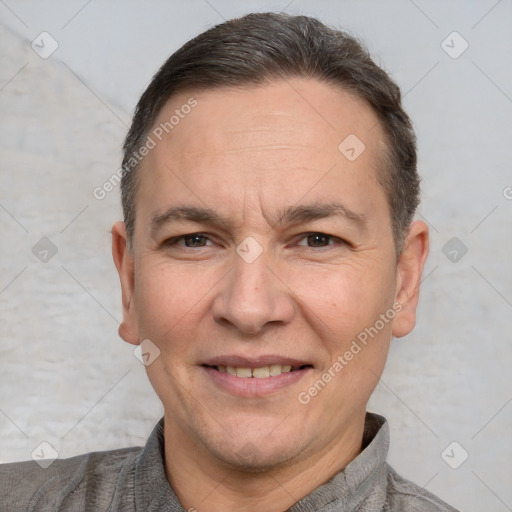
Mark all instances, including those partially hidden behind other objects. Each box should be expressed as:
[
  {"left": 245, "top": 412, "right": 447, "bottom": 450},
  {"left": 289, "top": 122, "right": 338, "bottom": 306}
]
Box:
[{"left": 163, "top": 232, "right": 346, "bottom": 249}]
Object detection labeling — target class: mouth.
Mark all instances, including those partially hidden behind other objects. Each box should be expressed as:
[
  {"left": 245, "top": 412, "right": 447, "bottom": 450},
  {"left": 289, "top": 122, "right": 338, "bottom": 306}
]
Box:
[
  {"left": 201, "top": 357, "right": 313, "bottom": 396},
  {"left": 203, "top": 363, "right": 313, "bottom": 378}
]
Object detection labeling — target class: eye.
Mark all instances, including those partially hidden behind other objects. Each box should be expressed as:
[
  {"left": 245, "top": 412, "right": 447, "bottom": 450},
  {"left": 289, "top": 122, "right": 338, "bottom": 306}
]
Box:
[
  {"left": 165, "top": 233, "right": 213, "bottom": 248},
  {"left": 296, "top": 232, "right": 342, "bottom": 248}
]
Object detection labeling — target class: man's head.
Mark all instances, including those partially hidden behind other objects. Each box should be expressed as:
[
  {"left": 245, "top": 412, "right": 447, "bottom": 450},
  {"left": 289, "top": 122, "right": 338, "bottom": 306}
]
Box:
[
  {"left": 112, "top": 12, "right": 428, "bottom": 480},
  {"left": 121, "top": 12, "right": 419, "bottom": 257}
]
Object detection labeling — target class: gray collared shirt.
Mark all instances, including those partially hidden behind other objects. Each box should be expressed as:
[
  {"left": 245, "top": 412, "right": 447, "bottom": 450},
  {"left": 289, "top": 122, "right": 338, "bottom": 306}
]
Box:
[{"left": 0, "top": 413, "right": 459, "bottom": 511}]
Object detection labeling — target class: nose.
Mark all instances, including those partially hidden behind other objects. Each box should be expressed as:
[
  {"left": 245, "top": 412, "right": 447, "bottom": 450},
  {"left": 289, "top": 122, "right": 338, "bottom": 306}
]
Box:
[{"left": 211, "top": 248, "right": 295, "bottom": 335}]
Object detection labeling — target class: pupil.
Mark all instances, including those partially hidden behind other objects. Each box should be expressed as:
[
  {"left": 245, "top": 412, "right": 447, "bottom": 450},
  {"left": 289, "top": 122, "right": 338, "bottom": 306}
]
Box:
[
  {"left": 186, "top": 235, "right": 205, "bottom": 247},
  {"left": 309, "top": 233, "right": 328, "bottom": 247}
]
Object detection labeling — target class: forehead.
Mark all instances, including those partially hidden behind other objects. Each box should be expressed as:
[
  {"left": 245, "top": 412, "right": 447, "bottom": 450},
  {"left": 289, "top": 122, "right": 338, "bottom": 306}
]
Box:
[
  {"left": 136, "top": 79, "right": 389, "bottom": 233},
  {"left": 152, "top": 79, "right": 382, "bottom": 160}
]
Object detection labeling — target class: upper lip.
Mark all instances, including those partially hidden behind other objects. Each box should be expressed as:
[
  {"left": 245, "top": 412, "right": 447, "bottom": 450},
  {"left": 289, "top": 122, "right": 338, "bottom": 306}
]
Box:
[{"left": 202, "top": 355, "right": 313, "bottom": 368}]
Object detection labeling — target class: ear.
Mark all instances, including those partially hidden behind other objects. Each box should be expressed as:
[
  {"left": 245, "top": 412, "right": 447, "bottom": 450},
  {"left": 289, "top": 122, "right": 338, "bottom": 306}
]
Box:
[
  {"left": 112, "top": 221, "right": 140, "bottom": 345},
  {"left": 392, "top": 220, "right": 429, "bottom": 338}
]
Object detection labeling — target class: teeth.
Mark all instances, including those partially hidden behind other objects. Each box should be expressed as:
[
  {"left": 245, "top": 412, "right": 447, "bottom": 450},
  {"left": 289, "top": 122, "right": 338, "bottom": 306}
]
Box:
[
  {"left": 236, "top": 367, "right": 252, "bottom": 378},
  {"left": 216, "top": 364, "right": 295, "bottom": 378},
  {"left": 269, "top": 364, "right": 282, "bottom": 376},
  {"left": 252, "top": 366, "right": 270, "bottom": 379}
]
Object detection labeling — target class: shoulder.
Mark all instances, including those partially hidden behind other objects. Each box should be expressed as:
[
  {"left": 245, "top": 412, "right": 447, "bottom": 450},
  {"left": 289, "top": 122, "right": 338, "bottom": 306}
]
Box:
[
  {"left": 385, "top": 464, "right": 460, "bottom": 511},
  {"left": 0, "top": 446, "right": 142, "bottom": 512}
]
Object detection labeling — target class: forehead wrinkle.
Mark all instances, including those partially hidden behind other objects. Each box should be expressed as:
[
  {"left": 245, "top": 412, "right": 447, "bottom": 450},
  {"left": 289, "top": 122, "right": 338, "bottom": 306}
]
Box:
[
  {"left": 170, "top": 144, "right": 315, "bottom": 159},
  {"left": 223, "top": 144, "right": 313, "bottom": 154},
  {"left": 224, "top": 116, "right": 297, "bottom": 132}
]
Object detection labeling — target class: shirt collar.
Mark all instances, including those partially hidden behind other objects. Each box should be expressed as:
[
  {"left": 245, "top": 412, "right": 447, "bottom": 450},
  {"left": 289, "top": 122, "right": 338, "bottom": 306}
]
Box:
[
  {"left": 134, "top": 420, "right": 182, "bottom": 512},
  {"left": 134, "top": 412, "right": 389, "bottom": 512},
  {"left": 289, "top": 412, "right": 389, "bottom": 511}
]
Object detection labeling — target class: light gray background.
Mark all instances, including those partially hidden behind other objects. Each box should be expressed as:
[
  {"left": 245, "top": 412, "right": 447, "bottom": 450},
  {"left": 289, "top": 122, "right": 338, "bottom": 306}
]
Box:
[{"left": 1, "top": 1, "right": 511, "bottom": 510}]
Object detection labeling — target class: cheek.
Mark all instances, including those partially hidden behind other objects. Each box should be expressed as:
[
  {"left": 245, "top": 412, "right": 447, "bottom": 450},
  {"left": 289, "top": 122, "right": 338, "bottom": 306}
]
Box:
[
  {"left": 134, "top": 259, "right": 217, "bottom": 345},
  {"left": 285, "top": 260, "right": 395, "bottom": 346}
]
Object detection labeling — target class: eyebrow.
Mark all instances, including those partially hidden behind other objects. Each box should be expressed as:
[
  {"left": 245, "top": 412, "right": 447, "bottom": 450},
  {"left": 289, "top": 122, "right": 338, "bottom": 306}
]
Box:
[
  {"left": 150, "top": 202, "right": 367, "bottom": 234},
  {"left": 151, "top": 206, "right": 226, "bottom": 234},
  {"left": 273, "top": 203, "right": 367, "bottom": 229}
]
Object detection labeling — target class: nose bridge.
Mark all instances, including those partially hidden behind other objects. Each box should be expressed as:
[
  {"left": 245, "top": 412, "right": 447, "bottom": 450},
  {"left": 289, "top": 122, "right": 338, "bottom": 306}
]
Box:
[{"left": 212, "top": 245, "right": 293, "bottom": 333}]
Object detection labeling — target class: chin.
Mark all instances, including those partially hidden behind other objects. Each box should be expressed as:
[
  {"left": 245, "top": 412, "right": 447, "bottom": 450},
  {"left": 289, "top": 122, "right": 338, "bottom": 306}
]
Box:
[
  {"left": 202, "top": 423, "right": 310, "bottom": 473},
  {"left": 212, "top": 443, "right": 300, "bottom": 473}
]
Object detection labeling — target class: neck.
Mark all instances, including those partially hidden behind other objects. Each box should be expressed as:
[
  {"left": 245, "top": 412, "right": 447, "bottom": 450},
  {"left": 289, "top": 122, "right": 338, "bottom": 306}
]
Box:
[{"left": 163, "top": 414, "right": 365, "bottom": 512}]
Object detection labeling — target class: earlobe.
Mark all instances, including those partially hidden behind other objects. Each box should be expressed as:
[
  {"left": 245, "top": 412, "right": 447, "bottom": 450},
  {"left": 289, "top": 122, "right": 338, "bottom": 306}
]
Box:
[
  {"left": 392, "top": 221, "right": 429, "bottom": 339},
  {"left": 111, "top": 221, "right": 140, "bottom": 345}
]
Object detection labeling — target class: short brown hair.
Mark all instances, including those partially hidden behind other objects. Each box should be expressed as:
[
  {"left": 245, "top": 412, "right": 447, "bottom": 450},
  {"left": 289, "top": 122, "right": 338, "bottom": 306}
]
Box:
[{"left": 121, "top": 12, "right": 419, "bottom": 254}]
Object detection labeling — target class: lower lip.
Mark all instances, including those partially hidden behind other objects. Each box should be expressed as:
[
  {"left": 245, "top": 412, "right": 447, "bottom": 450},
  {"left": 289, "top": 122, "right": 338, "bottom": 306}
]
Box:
[{"left": 202, "top": 366, "right": 311, "bottom": 397}]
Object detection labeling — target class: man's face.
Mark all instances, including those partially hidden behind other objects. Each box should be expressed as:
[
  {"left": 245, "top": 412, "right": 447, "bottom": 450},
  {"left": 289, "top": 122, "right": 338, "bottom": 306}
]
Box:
[{"left": 114, "top": 79, "right": 425, "bottom": 470}]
